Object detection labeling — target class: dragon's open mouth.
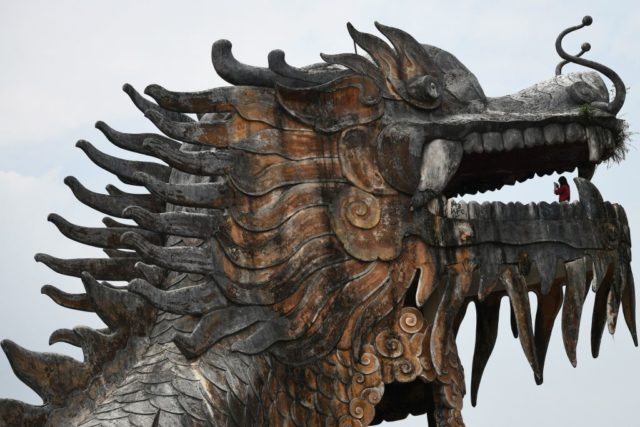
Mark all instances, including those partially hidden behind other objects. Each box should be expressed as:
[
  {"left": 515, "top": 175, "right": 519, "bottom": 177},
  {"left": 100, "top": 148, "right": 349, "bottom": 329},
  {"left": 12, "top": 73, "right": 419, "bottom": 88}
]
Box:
[{"left": 446, "top": 120, "right": 622, "bottom": 196}]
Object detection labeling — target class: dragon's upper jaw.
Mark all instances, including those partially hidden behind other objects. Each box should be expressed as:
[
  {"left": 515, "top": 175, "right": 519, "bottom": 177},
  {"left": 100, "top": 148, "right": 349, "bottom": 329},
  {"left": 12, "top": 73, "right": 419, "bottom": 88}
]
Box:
[{"left": 444, "top": 115, "right": 623, "bottom": 197}]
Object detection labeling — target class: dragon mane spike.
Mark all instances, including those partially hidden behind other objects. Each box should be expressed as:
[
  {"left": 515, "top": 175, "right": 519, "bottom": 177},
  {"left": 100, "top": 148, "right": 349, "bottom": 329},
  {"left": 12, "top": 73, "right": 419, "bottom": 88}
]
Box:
[
  {"left": 470, "top": 295, "right": 501, "bottom": 407},
  {"left": 50, "top": 327, "right": 121, "bottom": 368},
  {"left": 47, "top": 213, "right": 161, "bottom": 249},
  {"left": 95, "top": 120, "right": 181, "bottom": 155},
  {"left": 346, "top": 22, "right": 399, "bottom": 80},
  {"left": 64, "top": 176, "right": 164, "bottom": 218},
  {"left": 129, "top": 278, "right": 226, "bottom": 315},
  {"left": 142, "top": 137, "right": 233, "bottom": 176},
  {"left": 133, "top": 172, "right": 230, "bottom": 209},
  {"left": 374, "top": 22, "right": 439, "bottom": 77},
  {"left": 122, "top": 83, "right": 195, "bottom": 123},
  {"left": 121, "top": 232, "right": 214, "bottom": 274},
  {"left": 75, "top": 139, "right": 171, "bottom": 186},
  {"left": 80, "top": 272, "right": 153, "bottom": 334},
  {"left": 49, "top": 328, "right": 81, "bottom": 347},
  {"left": 41, "top": 285, "right": 94, "bottom": 312},
  {"left": 211, "top": 39, "right": 304, "bottom": 88},
  {"left": 35, "top": 253, "right": 140, "bottom": 281},
  {"left": 102, "top": 216, "right": 132, "bottom": 228},
  {"left": 134, "top": 262, "right": 167, "bottom": 288},
  {"left": 144, "top": 109, "right": 230, "bottom": 147},
  {"left": 0, "top": 340, "right": 90, "bottom": 405},
  {"left": 533, "top": 285, "right": 563, "bottom": 384},
  {"left": 267, "top": 49, "right": 349, "bottom": 85},
  {"left": 320, "top": 52, "right": 390, "bottom": 95},
  {"left": 123, "top": 206, "right": 223, "bottom": 238}
]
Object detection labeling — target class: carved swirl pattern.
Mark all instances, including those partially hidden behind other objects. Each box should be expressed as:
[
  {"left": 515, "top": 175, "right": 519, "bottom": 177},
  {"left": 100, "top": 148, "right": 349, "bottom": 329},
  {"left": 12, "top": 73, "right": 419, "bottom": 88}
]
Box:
[
  {"left": 360, "top": 307, "right": 467, "bottom": 419},
  {"left": 343, "top": 188, "right": 381, "bottom": 230}
]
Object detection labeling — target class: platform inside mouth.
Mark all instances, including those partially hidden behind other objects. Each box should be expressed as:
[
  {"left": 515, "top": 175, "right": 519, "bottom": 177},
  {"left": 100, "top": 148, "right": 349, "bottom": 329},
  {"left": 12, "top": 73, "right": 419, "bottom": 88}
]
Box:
[{"left": 443, "top": 122, "right": 622, "bottom": 197}]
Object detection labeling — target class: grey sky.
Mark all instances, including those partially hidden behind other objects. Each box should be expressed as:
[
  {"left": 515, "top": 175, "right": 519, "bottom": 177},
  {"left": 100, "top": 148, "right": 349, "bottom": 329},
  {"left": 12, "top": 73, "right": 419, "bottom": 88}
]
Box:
[{"left": 0, "top": 1, "right": 638, "bottom": 426}]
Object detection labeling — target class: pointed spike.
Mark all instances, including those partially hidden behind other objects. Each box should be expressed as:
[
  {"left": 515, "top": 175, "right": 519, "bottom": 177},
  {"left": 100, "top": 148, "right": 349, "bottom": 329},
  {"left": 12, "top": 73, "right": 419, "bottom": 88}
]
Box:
[
  {"left": 123, "top": 206, "right": 223, "bottom": 237},
  {"left": 144, "top": 109, "right": 227, "bottom": 147},
  {"left": 574, "top": 177, "right": 606, "bottom": 219},
  {"left": 211, "top": 39, "right": 300, "bottom": 88},
  {"left": 142, "top": 137, "right": 233, "bottom": 176},
  {"left": 591, "top": 273, "right": 613, "bottom": 358},
  {"left": 49, "top": 328, "right": 80, "bottom": 347},
  {"left": 509, "top": 303, "right": 519, "bottom": 339},
  {"left": 80, "top": 272, "right": 152, "bottom": 334},
  {"left": 35, "top": 253, "right": 140, "bottom": 281},
  {"left": 64, "top": 176, "right": 164, "bottom": 218},
  {"left": 1, "top": 340, "right": 90, "bottom": 405},
  {"left": 129, "top": 278, "right": 225, "bottom": 315},
  {"left": 621, "top": 268, "right": 638, "bottom": 346},
  {"left": 267, "top": 49, "right": 347, "bottom": 84},
  {"left": 47, "top": 213, "right": 160, "bottom": 249},
  {"left": 145, "top": 83, "right": 260, "bottom": 114},
  {"left": 345, "top": 23, "right": 399, "bottom": 80},
  {"left": 134, "top": 262, "right": 167, "bottom": 287},
  {"left": 534, "top": 285, "right": 563, "bottom": 383},
  {"left": 562, "top": 257, "right": 589, "bottom": 367},
  {"left": 75, "top": 139, "right": 171, "bottom": 185},
  {"left": 41, "top": 285, "right": 94, "bottom": 312},
  {"left": 430, "top": 267, "right": 473, "bottom": 375},
  {"left": 122, "top": 83, "right": 194, "bottom": 123},
  {"left": 72, "top": 327, "right": 122, "bottom": 366},
  {"left": 470, "top": 295, "right": 501, "bottom": 407},
  {"left": 320, "top": 52, "right": 388, "bottom": 92},
  {"left": 102, "top": 216, "right": 132, "bottom": 228},
  {"left": 95, "top": 120, "right": 180, "bottom": 155},
  {"left": 133, "top": 172, "right": 230, "bottom": 209},
  {"left": 122, "top": 232, "right": 214, "bottom": 274},
  {"left": 500, "top": 268, "right": 541, "bottom": 379},
  {"left": 374, "top": 22, "right": 438, "bottom": 77},
  {"left": 0, "top": 398, "right": 49, "bottom": 426}
]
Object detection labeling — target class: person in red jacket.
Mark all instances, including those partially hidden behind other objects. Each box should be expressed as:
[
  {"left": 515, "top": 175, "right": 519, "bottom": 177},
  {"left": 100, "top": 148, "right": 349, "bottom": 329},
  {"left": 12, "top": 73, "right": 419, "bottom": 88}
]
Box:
[{"left": 554, "top": 176, "right": 570, "bottom": 202}]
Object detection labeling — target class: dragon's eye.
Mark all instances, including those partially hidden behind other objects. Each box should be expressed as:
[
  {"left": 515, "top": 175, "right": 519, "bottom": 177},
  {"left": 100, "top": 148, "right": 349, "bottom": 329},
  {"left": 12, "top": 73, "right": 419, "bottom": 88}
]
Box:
[{"left": 406, "top": 75, "right": 440, "bottom": 103}]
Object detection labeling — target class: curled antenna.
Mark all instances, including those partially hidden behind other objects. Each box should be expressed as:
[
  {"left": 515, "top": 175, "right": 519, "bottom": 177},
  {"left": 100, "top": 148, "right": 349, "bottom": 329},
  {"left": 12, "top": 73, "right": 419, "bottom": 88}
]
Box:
[
  {"left": 555, "top": 42, "right": 590, "bottom": 75},
  {"left": 555, "top": 16, "right": 626, "bottom": 114}
]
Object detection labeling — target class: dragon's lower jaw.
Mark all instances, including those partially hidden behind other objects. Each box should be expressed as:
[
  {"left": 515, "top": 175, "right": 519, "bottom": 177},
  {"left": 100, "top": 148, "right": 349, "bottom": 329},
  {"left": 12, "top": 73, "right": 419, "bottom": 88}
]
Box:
[
  {"left": 370, "top": 177, "right": 636, "bottom": 424},
  {"left": 405, "top": 176, "right": 636, "bottom": 407}
]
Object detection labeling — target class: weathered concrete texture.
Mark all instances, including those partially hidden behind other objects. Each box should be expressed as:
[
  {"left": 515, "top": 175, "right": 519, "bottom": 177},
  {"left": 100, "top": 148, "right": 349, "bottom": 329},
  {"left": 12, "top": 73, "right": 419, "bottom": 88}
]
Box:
[{"left": 0, "top": 16, "right": 635, "bottom": 427}]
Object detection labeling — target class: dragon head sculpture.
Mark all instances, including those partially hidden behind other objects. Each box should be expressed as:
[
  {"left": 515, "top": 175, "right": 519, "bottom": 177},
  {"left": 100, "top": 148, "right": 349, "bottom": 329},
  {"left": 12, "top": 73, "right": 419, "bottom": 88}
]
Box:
[{"left": 1, "top": 16, "right": 635, "bottom": 427}]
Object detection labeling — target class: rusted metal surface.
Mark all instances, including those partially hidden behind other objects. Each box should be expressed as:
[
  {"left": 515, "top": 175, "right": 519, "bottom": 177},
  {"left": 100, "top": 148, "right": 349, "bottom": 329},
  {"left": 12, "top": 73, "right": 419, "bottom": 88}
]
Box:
[{"left": 0, "top": 16, "right": 636, "bottom": 427}]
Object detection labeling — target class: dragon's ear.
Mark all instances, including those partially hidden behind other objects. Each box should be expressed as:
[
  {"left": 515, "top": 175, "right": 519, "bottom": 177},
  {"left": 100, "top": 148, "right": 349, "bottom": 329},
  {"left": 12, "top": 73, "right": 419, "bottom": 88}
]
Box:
[{"left": 275, "top": 75, "right": 384, "bottom": 132}]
